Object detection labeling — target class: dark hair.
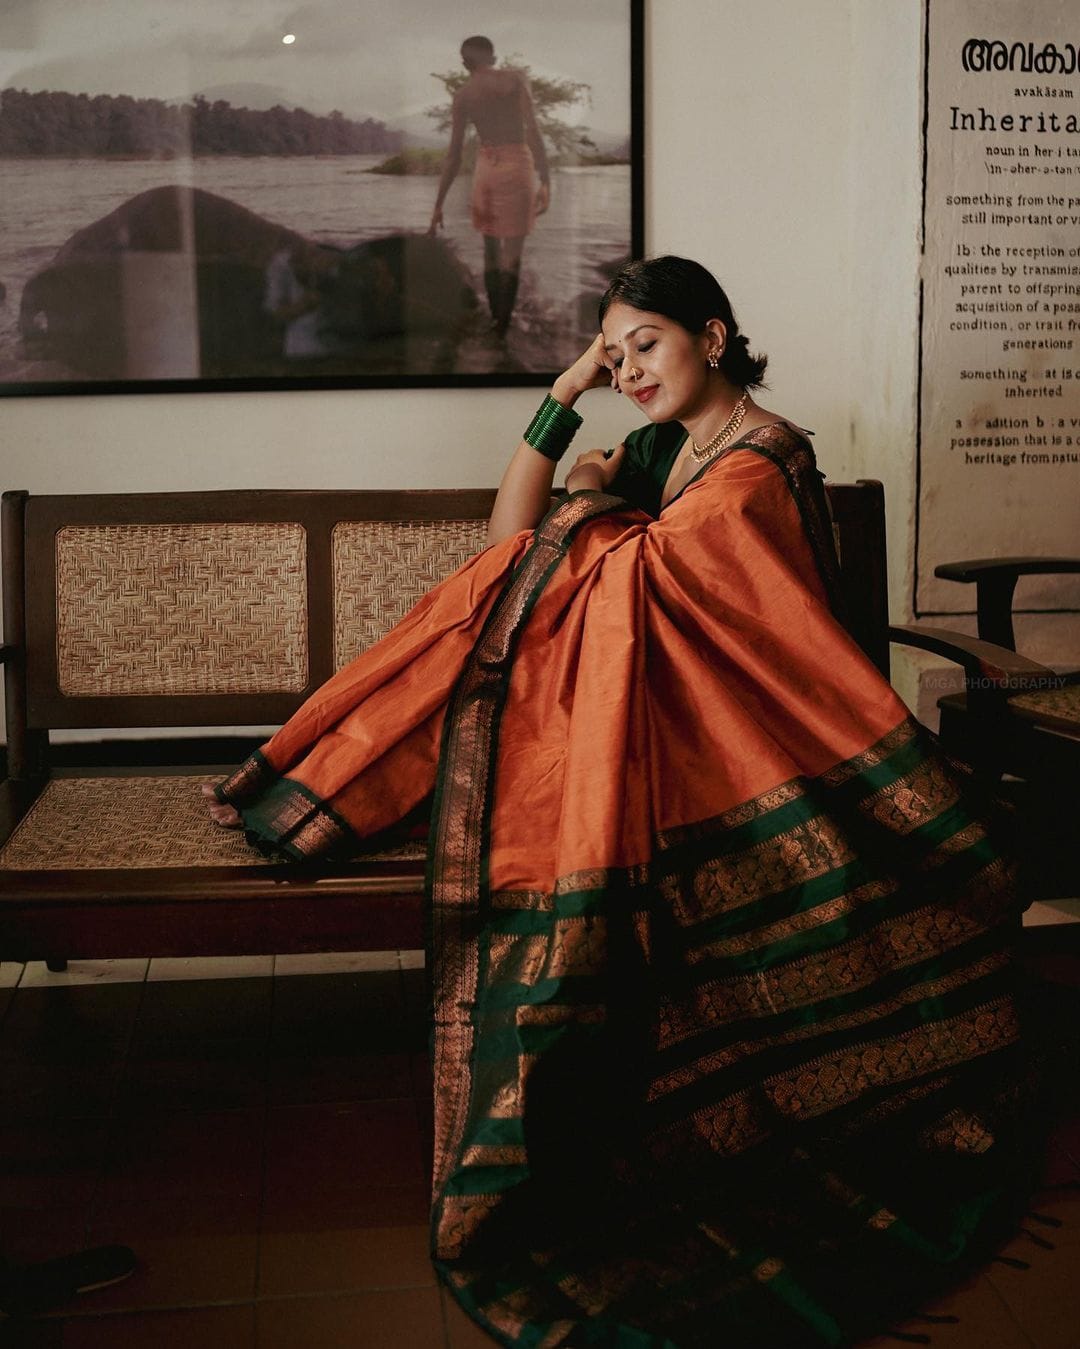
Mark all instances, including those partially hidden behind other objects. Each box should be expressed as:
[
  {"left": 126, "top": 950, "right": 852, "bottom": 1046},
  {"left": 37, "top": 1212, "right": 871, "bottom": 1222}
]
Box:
[
  {"left": 599, "top": 255, "right": 768, "bottom": 390},
  {"left": 461, "top": 35, "right": 495, "bottom": 68}
]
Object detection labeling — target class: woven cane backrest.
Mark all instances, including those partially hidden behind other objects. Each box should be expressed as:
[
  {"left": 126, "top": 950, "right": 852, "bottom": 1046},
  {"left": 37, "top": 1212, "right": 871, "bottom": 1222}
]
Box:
[
  {"left": 54, "top": 522, "right": 309, "bottom": 696},
  {"left": 6, "top": 489, "right": 499, "bottom": 737},
  {"left": 332, "top": 518, "right": 488, "bottom": 669}
]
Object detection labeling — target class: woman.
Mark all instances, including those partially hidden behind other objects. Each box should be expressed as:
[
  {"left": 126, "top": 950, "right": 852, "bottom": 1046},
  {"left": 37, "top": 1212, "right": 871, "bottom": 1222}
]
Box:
[
  {"left": 209, "top": 257, "right": 1038, "bottom": 1348},
  {"left": 427, "top": 35, "right": 550, "bottom": 337}
]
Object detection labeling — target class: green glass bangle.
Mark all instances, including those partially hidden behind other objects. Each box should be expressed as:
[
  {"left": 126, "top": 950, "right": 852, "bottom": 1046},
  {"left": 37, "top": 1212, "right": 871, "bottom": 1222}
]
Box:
[{"left": 523, "top": 395, "right": 583, "bottom": 462}]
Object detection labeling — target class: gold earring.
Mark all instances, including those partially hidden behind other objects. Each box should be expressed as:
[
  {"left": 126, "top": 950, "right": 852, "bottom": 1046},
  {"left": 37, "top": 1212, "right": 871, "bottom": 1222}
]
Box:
[{"left": 707, "top": 348, "right": 723, "bottom": 370}]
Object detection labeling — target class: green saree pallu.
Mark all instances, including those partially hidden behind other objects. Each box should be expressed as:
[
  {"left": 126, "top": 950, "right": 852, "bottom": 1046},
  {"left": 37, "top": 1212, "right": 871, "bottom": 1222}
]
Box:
[{"left": 221, "top": 428, "right": 1039, "bottom": 1347}]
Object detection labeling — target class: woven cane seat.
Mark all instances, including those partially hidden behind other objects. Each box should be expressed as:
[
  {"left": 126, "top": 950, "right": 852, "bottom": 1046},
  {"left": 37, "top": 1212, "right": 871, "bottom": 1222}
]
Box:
[
  {"left": 1007, "top": 680, "right": 1080, "bottom": 737},
  {"left": 332, "top": 518, "right": 487, "bottom": 668},
  {"left": 55, "top": 523, "right": 309, "bottom": 696},
  {"left": 0, "top": 776, "right": 426, "bottom": 871}
]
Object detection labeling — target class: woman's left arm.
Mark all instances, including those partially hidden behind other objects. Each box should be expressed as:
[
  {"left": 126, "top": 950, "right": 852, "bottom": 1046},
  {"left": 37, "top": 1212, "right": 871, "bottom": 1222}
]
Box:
[{"left": 486, "top": 336, "right": 621, "bottom": 546}]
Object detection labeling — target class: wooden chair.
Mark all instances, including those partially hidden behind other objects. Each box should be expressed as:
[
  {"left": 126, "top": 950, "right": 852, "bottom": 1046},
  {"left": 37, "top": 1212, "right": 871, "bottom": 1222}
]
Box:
[{"left": 929, "top": 557, "right": 1080, "bottom": 900}]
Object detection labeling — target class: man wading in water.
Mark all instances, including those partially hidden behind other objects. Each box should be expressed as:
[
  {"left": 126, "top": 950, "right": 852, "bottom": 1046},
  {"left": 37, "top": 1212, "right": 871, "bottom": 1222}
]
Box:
[{"left": 428, "top": 35, "right": 550, "bottom": 337}]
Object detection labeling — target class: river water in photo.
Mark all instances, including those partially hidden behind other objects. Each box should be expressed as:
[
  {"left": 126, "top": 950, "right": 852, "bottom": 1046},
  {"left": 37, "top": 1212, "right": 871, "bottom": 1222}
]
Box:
[{"left": 0, "top": 154, "right": 631, "bottom": 383}]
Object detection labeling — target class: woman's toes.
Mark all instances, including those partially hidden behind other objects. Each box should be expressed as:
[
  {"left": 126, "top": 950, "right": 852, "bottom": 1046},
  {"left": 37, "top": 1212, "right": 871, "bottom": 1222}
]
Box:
[
  {"left": 202, "top": 781, "right": 242, "bottom": 826},
  {"left": 208, "top": 801, "right": 242, "bottom": 829}
]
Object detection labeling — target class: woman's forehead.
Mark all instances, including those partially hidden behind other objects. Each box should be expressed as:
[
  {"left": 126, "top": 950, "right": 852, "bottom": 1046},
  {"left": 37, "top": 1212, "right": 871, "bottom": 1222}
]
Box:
[{"left": 601, "top": 302, "right": 666, "bottom": 347}]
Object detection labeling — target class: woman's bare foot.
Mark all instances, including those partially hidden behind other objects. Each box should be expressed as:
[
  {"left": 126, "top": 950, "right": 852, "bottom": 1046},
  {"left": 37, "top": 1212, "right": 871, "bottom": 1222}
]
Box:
[{"left": 201, "top": 781, "right": 242, "bottom": 829}]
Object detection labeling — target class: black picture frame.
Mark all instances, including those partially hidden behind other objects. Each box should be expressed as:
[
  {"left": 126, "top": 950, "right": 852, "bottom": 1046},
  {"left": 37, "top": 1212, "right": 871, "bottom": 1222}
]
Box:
[{"left": 0, "top": 1, "right": 644, "bottom": 397}]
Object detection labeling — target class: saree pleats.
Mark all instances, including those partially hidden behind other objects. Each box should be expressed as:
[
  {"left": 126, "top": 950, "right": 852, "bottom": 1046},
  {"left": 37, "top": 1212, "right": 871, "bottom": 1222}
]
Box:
[{"left": 219, "top": 427, "right": 1032, "bottom": 1347}]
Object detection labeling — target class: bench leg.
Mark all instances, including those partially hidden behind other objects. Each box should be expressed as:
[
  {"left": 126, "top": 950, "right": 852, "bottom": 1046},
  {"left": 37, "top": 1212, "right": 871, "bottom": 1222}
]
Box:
[{"left": 45, "top": 959, "right": 68, "bottom": 973}]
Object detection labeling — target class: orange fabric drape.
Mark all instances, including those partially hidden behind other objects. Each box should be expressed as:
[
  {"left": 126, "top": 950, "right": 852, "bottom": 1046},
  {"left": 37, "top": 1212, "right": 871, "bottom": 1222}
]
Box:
[{"left": 228, "top": 431, "right": 906, "bottom": 871}]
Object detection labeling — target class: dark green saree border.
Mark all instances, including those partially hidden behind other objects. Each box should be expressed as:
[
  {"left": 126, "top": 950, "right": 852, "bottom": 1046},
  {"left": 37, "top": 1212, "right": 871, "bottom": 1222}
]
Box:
[
  {"left": 215, "top": 746, "right": 273, "bottom": 805},
  {"left": 737, "top": 426, "right": 846, "bottom": 621}
]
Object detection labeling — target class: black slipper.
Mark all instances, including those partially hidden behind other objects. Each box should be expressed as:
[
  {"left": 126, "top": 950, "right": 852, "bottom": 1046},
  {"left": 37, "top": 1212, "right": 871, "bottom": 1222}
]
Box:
[{"left": 0, "top": 1245, "right": 136, "bottom": 1317}]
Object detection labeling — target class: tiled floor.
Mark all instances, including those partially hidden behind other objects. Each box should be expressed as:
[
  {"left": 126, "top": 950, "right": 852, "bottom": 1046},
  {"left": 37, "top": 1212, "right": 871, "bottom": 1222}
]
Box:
[{"left": 0, "top": 947, "right": 1076, "bottom": 1348}]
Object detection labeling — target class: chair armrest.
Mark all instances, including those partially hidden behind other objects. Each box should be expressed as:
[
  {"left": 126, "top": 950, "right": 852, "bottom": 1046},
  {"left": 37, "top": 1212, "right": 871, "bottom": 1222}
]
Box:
[
  {"left": 932, "top": 557, "right": 1080, "bottom": 651},
  {"left": 934, "top": 557, "right": 1080, "bottom": 583},
  {"left": 889, "top": 623, "right": 1060, "bottom": 700},
  {"left": 0, "top": 643, "right": 15, "bottom": 666}
]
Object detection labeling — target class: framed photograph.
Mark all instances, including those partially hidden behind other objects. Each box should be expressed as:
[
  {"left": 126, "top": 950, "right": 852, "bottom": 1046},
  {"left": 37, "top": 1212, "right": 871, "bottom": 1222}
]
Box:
[{"left": 0, "top": 0, "right": 643, "bottom": 395}]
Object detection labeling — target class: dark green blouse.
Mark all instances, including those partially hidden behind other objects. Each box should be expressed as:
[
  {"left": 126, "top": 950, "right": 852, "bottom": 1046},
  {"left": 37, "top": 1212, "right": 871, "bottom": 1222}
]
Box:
[
  {"left": 608, "top": 420, "right": 814, "bottom": 517},
  {"left": 606, "top": 420, "right": 688, "bottom": 517}
]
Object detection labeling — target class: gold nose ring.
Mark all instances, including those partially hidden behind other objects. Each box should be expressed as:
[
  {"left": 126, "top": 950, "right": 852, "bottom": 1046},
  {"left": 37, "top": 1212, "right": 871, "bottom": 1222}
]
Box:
[{"left": 628, "top": 365, "right": 641, "bottom": 380}]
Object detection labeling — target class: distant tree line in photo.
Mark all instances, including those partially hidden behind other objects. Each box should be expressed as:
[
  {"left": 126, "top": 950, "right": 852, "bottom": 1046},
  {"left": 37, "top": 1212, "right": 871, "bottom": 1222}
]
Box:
[{"left": 0, "top": 88, "right": 404, "bottom": 157}]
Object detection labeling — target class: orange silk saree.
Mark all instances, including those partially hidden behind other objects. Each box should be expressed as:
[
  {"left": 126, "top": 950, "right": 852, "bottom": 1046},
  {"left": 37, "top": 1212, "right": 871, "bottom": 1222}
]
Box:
[{"left": 219, "top": 426, "right": 1033, "bottom": 1347}]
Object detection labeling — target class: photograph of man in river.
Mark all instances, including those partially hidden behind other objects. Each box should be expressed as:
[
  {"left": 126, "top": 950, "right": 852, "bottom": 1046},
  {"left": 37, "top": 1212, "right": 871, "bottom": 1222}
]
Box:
[
  {"left": 427, "top": 36, "right": 551, "bottom": 340},
  {"left": 0, "top": 0, "right": 641, "bottom": 392}
]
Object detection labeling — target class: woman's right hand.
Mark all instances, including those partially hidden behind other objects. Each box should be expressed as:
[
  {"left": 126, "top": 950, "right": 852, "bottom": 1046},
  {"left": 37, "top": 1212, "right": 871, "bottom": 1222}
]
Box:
[{"left": 551, "top": 333, "right": 617, "bottom": 407}]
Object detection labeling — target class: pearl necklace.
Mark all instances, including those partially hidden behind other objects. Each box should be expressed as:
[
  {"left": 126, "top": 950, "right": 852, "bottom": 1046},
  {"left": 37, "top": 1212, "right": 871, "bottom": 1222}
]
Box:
[{"left": 688, "top": 393, "right": 749, "bottom": 463}]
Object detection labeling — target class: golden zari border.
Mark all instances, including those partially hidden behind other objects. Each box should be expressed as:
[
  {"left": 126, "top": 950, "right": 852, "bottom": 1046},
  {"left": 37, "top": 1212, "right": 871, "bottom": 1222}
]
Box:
[
  {"left": 656, "top": 778, "right": 809, "bottom": 852},
  {"left": 858, "top": 755, "right": 961, "bottom": 834},
  {"left": 216, "top": 751, "right": 276, "bottom": 805},
  {"left": 817, "top": 717, "right": 923, "bottom": 787},
  {"left": 650, "top": 997, "right": 1020, "bottom": 1159},
  {"left": 647, "top": 950, "right": 1011, "bottom": 1102},
  {"left": 655, "top": 858, "right": 1016, "bottom": 1051},
  {"left": 665, "top": 815, "right": 860, "bottom": 926},
  {"left": 918, "top": 1105, "right": 995, "bottom": 1155},
  {"left": 486, "top": 918, "right": 609, "bottom": 987}
]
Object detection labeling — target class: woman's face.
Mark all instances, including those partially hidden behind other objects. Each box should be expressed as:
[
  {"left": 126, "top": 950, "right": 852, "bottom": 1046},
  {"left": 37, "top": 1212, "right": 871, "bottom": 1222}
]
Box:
[{"left": 601, "top": 301, "right": 719, "bottom": 424}]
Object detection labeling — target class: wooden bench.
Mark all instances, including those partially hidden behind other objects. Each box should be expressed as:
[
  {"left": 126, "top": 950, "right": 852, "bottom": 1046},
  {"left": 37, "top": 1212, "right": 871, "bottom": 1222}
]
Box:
[{"left": 0, "top": 483, "right": 1048, "bottom": 967}]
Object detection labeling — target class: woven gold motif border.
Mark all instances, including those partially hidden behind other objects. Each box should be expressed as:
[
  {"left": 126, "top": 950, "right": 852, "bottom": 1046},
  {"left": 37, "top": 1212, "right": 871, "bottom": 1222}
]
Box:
[
  {"left": 216, "top": 752, "right": 276, "bottom": 806},
  {"left": 647, "top": 950, "right": 1011, "bottom": 1103},
  {"left": 858, "top": 754, "right": 960, "bottom": 834},
  {"left": 656, "top": 778, "right": 809, "bottom": 853},
  {"left": 667, "top": 813, "right": 859, "bottom": 926},
  {"left": 656, "top": 856, "right": 1015, "bottom": 1051},
  {"left": 817, "top": 717, "right": 921, "bottom": 787},
  {"left": 652, "top": 997, "right": 1020, "bottom": 1158}
]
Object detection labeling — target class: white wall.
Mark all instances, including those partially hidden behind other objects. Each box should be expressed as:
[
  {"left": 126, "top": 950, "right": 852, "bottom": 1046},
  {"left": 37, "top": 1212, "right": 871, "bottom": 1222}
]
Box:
[
  {"left": 647, "top": 1, "right": 923, "bottom": 613},
  {"left": 1, "top": 2, "right": 962, "bottom": 725}
]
